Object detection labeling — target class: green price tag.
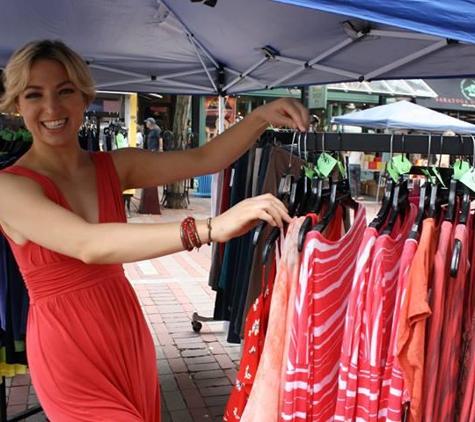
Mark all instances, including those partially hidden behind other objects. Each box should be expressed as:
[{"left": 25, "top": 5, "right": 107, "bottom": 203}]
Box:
[
  {"left": 432, "top": 167, "right": 447, "bottom": 188},
  {"left": 386, "top": 161, "right": 400, "bottom": 182},
  {"left": 317, "top": 153, "right": 337, "bottom": 178},
  {"left": 337, "top": 160, "right": 347, "bottom": 178},
  {"left": 392, "top": 155, "right": 412, "bottom": 175},
  {"left": 421, "top": 168, "right": 435, "bottom": 184},
  {"left": 314, "top": 166, "right": 323, "bottom": 178},
  {"left": 454, "top": 160, "right": 471, "bottom": 181},
  {"left": 460, "top": 167, "right": 475, "bottom": 192},
  {"left": 303, "top": 165, "right": 315, "bottom": 180}
]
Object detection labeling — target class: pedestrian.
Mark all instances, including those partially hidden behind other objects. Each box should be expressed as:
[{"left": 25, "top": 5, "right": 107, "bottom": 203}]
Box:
[
  {"left": 114, "top": 124, "right": 128, "bottom": 149},
  {"left": 144, "top": 116, "right": 162, "bottom": 151},
  {"left": 123, "top": 188, "right": 134, "bottom": 218},
  {"left": 0, "top": 39, "right": 309, "bottom": 421},
  {"left": 136, "top": 124, "right": 144, "bottom": 148},
  {"left": 348, "top": 150, "right": 365, "bottom": 200}
]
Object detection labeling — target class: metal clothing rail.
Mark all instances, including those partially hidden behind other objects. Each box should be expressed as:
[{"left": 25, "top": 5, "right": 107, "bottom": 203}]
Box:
[{"left": 269, "top": 131, "right": 474, "bottom": 155}]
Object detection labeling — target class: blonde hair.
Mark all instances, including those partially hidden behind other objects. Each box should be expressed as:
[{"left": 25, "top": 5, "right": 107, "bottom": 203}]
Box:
[{"left": 0, "top": 40, "right": 95, "bottom": 113}]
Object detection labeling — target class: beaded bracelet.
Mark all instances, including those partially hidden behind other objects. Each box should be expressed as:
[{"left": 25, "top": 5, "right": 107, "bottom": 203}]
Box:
[
  {"left": 180, "top": 217, "right": 202, "bottom": 251},
  {"left": 206, "top": 217, "right": 212, "bottom": 245},
  {"left": 179, "top": 221, "right": 193, "bottom": 251}
]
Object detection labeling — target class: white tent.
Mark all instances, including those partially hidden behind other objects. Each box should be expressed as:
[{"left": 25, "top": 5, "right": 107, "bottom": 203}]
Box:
[{"left": 332, "top": 101, "right": 475, "bottom": 134}]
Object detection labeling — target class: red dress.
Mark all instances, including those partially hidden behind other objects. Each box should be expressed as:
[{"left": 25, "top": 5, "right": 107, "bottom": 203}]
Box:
[
  {"left": 1, "top": 152, "right": 160, "bottom": 421},
  {"left": 224, "top": 260, "right": 277, "bottom": 422}
]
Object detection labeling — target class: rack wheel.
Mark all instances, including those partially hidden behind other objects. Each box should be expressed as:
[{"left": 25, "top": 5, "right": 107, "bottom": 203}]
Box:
[{"left": 191, "top": 320, "right": 202, "bottom": 333}]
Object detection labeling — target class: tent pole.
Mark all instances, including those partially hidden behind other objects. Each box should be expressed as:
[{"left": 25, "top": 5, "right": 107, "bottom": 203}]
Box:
[{"left": 218, "top": 96, "right": 225, "bottom": 134}]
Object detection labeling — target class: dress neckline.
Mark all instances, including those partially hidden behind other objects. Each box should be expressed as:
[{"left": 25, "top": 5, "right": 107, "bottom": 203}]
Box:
[{"left": 9, "top": 152, "right": 102, "bottom": 224}]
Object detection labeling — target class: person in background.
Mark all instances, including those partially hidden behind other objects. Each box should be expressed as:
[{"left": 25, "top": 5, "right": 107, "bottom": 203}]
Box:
[
  {"left": 114, "top": 125, "right": 128, "bottom": 149},
  {"left": 348, "top": 150, "right": 365, "bottom": 200},
  {"left": 123, "top": 188, "right": 134, "bottom": 218},
  {"left": 0, "top": 39, "right": 309, "bottom": 421},
  {"left": 135, "top": 124, "right": 144, "bottom": 148},
  {"left": 144, "top": 117, "right": 162, "bottom": 152}
]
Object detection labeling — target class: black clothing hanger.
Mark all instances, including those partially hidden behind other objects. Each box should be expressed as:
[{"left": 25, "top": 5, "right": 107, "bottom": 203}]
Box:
[
  {"left": 381, "top": 179, "right": 409, "bottom": 236},
  {"left": 445, "top": 178, "right": 459, "bottom": 223},
  {"left": 369, "top": 178, "right": 394, "bottom": 231},
  {"left": 458, "top": 186, "right": 471, "bottom": 225},
  {"left": 312, "top": 182, "right": 338, "bottom": 233},
  {"left": 261, "top": 227, "right": 282, "bottom": 264},
  {"left": 312, "top": 179, "right": 358, "bottom": 234},
  {"left": 450, "top": 135, "right": 475, "bottom": 277},
  {"left": 450, "top": 187, "right": 471, "bottom": 277},
  {"left": 252, "top": 175, "right": 292, "bottom": 246},
  {"left": 408, "top": 182, "right": 429, "bottom": 240},
  {"left": 297, "top": 177, "right": 325, "bottom": 251}
]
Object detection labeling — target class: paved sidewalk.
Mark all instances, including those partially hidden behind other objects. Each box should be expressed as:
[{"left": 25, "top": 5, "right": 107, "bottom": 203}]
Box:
[{"left": 5, "top": 190, "right": 240, "bottom": 422}]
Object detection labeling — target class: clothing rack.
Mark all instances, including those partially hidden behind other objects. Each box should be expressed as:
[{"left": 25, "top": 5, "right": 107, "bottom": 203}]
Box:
[
  {"left": 197, "top": 130, "right": 474, "bottom": 335},
  {"left": 269, "top": 131, "right": 474, "bottom": 155}
]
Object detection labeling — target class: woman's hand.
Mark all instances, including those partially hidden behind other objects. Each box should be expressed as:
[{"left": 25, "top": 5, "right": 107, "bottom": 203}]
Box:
[
  {"left": 210, "top": 193, "right": 292, "bottom": 243},
  {"left": 250, "top": 98, "right": 310, "bottom": 132}
]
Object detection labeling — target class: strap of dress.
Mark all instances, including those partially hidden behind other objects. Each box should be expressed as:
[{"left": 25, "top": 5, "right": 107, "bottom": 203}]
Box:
[
  {"left": 90, "top": 152, "right": 126, "bottom": 222},
  {"left": 1, "top": 165, "right": 66, "bottom": 206}
]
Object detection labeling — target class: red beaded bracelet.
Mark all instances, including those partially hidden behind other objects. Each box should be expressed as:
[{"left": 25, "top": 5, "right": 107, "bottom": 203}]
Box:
[{"left": 180, "top": 217, "right": 202, "bottom": 251}]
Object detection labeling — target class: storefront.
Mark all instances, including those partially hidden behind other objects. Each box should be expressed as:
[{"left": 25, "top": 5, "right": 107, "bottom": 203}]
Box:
[
  {"left": 416, "top": 78, "right": 475, "bottom": 124},
  {"left": 196, "top": 79, "right": 437, "bottom": 145}
]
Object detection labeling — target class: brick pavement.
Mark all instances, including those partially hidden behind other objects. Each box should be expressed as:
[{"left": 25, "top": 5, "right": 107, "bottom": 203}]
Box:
[{"left": 4, "top": 190, "right": 240, "bottom": 422}]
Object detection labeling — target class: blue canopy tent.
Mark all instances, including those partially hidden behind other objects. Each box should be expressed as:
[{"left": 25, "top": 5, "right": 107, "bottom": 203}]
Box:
[
  {"left": 1, "top": 0, "right": 475, "bottom": 95},
  {"left": 331, "top": 100, "right": 475, "bottom": 134}
]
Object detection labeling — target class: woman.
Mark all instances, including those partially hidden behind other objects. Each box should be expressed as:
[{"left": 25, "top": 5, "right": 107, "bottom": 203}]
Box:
[{"left": 0, "top": 40, "right": 309, "bottom": 421}]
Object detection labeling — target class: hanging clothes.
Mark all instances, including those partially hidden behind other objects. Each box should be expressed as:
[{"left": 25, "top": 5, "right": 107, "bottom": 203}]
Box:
[
  {"left": 335, "top": 225, "right": 379, "bottom": 421},
  {"left": 240, "top": 218, "right": 305, "bottom": 422},
  {"left": 353, "top": 204, "right": 417, "bottom": 422},
  {"left": 422, "top": 220, "right": 454, "bottom": 421},
  {"left": 432, "top": 222, "right": 470, "bottom": 421},
  {"left": 223, "top": 258, "right": 278, "bottom": 421},
  {"left": 378, "top": 237, "right": 419, "bottom": 422},
  {"left": 241, "top": 147, "right": 305, "bottom": 340},
  {"left": 396, "top": 217, "right": 438, "bottom": 422},
  {"left": 282, "top": 205, "right": 366, "bottom": 421}
]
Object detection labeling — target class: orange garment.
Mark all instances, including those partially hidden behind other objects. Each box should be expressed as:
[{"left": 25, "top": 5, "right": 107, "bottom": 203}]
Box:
[
  {"left": 0, "top": 152, "right": 160, "bottom": 421},
  {"left": 396, "top": 218, "right": 437, "bottom": 422}
]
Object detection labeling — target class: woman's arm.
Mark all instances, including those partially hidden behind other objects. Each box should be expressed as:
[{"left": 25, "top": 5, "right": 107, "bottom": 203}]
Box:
[
  {"left": 114, "top": 98, "right": 309, "bottom": 190},
  {"left": 0, "top": 174, "right": 290, "bottom": 264}
]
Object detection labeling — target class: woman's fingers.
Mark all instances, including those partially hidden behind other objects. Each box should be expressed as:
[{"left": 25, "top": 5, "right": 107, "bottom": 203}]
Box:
[
  {"left": 250, "top": 194, "right": 290, "bottom": 227},
  {"left": 254, "top": 98, "right": 310, "bottom": 132},
  {"left": 213, "top": 193, "right": 291, "bottom": 242},
  {"left": 269, "top": 98, "right": 310, "bottom": 132},
  {"left": 281, "top": 99, "right": 310, "bottom": 132}
]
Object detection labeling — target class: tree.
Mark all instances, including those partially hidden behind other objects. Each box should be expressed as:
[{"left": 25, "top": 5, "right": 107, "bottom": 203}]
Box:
[{"left": 162, "top": 95, "right": 192, "bottom": 209}]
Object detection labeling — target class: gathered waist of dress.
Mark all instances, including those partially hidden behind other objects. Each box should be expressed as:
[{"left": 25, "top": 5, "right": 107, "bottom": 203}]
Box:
[{"left": 21, "top": 259, "right": 126, "bottom": 305}]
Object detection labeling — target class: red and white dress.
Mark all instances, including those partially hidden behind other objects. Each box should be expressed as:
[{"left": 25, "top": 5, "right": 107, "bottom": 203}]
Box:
[{"left": 282, "top": 205, "right": 366, "bottom": 421}]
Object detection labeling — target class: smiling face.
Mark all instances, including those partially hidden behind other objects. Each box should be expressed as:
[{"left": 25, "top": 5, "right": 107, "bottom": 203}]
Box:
[{"left": 16, "top": 59, "right": 86, "bottom": 147}]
